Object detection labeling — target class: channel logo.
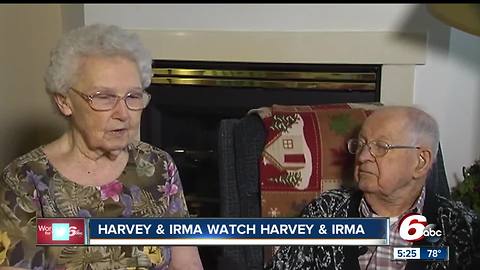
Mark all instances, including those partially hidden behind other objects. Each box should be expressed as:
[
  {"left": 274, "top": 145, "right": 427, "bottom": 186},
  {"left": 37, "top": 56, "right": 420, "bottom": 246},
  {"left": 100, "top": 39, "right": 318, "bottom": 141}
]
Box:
[
  {"left": 398, "top": 213, "right": 442, "bottom": 243},
  {"left": 37, "top": 218, "right": 85, "bottom": 245}
]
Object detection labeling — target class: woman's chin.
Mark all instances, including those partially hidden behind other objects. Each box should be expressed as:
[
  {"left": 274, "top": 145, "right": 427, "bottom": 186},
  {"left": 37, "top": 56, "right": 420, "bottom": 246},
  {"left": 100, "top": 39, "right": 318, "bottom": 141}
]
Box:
[
  {"left": 105, "top": 149, "right": 124, "bottom": 160},
  {"left": 101, "top": 141, "right": 130, "bottom": 154},
  {"left": 104, "top": 134, "right": 133, "bottom": 147}
]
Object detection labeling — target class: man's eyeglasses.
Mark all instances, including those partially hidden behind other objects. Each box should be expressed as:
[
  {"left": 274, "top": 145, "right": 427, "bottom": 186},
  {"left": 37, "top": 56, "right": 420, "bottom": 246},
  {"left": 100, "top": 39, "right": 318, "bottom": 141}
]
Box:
[
  {"left": 69, "top": 87, "right": 151, "bottom": 111},
  {"left": 347, "top": 138, "right": 420, "bottom": 158}
]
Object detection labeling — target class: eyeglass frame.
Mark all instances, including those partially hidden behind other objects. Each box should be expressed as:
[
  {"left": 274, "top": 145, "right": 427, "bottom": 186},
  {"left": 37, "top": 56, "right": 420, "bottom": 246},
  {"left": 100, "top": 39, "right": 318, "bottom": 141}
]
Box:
[
  {"left": 69, "top": 87, "right": 151, "bottom": 111},
  {"left": 347, "top": 138, "right": 421, "bottom": 158}
]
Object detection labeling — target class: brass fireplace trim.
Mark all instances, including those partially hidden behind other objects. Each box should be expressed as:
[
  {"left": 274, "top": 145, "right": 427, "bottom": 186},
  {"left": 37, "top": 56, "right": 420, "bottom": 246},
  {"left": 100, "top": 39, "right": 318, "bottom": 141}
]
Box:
[{"left": 152, "top": 68, "right": 377, "bottom": 91}]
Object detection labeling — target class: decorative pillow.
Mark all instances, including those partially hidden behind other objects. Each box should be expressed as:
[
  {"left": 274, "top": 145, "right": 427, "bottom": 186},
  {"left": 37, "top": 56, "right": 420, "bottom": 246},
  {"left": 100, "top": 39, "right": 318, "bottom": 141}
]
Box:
[{"left": 252, "top": 102, "right": 382, "bottom": 263}]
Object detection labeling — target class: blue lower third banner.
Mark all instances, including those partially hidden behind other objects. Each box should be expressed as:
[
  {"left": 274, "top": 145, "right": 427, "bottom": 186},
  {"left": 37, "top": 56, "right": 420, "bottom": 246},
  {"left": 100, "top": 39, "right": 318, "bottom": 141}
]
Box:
[{"left": 87, "top": 218, "right": 389, "bottom": 246}]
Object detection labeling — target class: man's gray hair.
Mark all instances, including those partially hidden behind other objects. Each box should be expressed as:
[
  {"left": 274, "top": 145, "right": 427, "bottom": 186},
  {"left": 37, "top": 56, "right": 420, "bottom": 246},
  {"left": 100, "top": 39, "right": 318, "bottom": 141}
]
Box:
[
  {"left": 44, "top": 24, "right": 152, "bottom": 96},
  {"left": 405, "top": 107, "right": 440, "bottom": 159}
]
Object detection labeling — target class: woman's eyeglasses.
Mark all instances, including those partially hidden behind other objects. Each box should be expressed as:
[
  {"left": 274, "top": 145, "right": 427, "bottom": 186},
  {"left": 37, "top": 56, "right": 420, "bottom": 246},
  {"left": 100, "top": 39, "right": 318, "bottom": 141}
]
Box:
[{"left": 69, "top": 87, "right": 151, "bottom": 111}]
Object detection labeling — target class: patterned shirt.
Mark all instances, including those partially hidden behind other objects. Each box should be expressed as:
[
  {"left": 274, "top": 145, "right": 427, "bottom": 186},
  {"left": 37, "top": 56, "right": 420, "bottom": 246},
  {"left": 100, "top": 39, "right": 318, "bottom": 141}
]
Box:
[
  {"left": 358, "top": 187, "right": 426, "bottom": 270},
  {"left": 0, "top": 141, "right": 190, "bottom": 269}
]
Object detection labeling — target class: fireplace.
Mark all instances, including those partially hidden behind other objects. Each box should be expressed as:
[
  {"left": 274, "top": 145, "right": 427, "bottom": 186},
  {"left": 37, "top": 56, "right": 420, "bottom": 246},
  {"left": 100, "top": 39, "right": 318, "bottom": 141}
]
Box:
[
  {"left": 142, "top": 59, "right": 380, "bottom": 216},
  {"left": 127, "top": 27, "right": 427, "bottom": 269},
  {"left": 140, "top": 59, "right": 381, "bottom": 269}
]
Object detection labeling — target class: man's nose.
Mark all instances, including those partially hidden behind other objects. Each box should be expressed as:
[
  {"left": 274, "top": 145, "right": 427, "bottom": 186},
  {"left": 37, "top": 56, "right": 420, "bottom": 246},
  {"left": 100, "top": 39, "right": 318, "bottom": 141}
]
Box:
[{"left": 357, "top": 144, "right": 374, "bottom": 162}]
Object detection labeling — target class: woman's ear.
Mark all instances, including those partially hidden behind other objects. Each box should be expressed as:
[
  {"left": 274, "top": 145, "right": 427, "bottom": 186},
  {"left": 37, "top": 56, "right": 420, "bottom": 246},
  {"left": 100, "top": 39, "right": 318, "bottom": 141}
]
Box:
[
  {"left": 53, "top": 93, "right": 73, "bottom": 116},
  {"left": 413, "top": 148, "right": 433, "bottom": 179}
]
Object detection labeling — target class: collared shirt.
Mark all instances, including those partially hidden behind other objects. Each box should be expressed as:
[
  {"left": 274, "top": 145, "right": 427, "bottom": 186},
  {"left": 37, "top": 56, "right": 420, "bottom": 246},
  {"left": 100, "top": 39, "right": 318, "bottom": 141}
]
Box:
[{"left": 358, "top": 187, "right": 426, "bottom": 270}]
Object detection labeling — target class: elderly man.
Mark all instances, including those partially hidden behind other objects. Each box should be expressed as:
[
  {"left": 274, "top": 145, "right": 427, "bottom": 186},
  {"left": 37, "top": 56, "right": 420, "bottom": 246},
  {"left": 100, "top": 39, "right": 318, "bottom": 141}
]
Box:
[{"left": 266, "top": 106, "right": 479, "bottom": 270}]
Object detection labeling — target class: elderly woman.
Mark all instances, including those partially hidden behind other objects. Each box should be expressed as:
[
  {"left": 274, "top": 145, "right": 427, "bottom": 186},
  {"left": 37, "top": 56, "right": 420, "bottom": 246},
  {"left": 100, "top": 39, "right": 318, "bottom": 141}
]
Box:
[{"left": 0, "top": 24, "right": 203, "bottom": 269}]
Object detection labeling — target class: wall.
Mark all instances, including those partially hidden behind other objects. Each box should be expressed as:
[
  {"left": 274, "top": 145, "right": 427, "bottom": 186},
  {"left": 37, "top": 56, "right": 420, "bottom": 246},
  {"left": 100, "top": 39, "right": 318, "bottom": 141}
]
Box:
[
  {"left": 0, "top": 5, "right": 68, "bottom": 170},
  {"left": 84, "top": 4, "right": 480, "bottom": 188},
  {"left": 61, "top": 4, "right": 85, "bottom": 33},
  {"left": 441, "top": 29, "right": 480, "bottom": 184}
]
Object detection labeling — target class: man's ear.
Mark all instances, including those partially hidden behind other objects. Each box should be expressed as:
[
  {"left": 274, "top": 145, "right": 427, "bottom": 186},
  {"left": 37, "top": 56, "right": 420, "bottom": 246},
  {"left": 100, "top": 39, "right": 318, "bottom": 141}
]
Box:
[
  {"left": 413, "top": 148, "right": 433, "bottom": 179},
  {"left": 53, "top": 94, "right": 73, "bottom": 116}
]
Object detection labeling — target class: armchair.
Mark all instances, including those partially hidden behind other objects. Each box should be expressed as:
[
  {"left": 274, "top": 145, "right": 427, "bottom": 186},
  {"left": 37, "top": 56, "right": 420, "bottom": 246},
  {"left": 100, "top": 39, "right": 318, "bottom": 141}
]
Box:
[{"left": 217, "top": 104, "right": 450, "bottom": 270}]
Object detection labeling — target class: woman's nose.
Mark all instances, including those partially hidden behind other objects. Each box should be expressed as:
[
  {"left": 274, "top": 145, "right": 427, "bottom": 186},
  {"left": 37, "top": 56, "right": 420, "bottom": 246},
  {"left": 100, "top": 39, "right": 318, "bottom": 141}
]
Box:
[{"left": 111, "top": 98, "right": 130, "bottom": 120}]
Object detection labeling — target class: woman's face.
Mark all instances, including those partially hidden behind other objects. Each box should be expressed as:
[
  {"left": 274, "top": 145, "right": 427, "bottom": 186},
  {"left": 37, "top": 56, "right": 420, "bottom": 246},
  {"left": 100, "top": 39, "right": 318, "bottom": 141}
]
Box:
[{"left": 61, "top": 55, "right": 144, "bottom": 153}]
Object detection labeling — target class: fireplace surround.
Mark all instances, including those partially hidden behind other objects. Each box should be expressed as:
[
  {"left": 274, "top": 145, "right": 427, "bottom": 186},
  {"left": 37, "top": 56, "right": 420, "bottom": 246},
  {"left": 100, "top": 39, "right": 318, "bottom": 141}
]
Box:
[
  {"left": 141, "top": 60, "right": 381, "bottom": 269},
  {"left": 134, "top": 30, "right": 426, "bottom": 270},
  {"left": 142, "top": 60, "right": 381, "bottom": 217}
]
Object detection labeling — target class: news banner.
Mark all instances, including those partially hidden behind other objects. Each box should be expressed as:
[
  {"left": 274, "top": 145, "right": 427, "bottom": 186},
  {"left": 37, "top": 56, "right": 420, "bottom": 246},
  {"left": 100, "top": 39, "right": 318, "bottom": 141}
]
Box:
[{"left": 37, "top": 215, "right": 448, "bottom": 261}]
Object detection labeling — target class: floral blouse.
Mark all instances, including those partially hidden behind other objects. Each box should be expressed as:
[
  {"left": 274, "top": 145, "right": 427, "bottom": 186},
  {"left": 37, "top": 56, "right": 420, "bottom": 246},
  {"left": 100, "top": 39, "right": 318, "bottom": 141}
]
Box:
[{"left": 0, "top": 141, "right": 190, "bottom": 270}]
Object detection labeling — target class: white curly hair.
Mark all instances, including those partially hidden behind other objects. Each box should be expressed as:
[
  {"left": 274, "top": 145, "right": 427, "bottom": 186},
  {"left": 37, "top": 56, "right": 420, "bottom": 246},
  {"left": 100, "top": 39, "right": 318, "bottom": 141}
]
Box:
[{"left": 44, "top": 24, "right": 152, "bottom": 98}]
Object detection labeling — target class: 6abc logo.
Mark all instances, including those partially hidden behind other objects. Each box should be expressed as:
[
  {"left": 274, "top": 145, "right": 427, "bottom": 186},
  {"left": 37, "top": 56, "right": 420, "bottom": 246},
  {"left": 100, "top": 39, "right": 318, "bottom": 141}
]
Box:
[
  {"left": 54, "top": 224, "right": 82, "bottom": 241},
  {"left": 398, "top": 213, "right": 442, "bottom": 243}
]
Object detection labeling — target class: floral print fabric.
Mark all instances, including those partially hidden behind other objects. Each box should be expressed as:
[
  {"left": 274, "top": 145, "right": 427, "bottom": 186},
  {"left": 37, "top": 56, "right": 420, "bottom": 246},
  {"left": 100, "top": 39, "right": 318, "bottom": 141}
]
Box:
[{"left": 0, "top": 141, "right": 189, "bottom": 269}]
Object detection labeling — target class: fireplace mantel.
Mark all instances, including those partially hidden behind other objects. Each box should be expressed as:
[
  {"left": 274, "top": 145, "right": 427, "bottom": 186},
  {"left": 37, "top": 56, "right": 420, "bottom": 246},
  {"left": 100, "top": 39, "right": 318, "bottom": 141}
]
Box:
[{"left": 131, "top": 30, "right": 426, "bottom": 105}]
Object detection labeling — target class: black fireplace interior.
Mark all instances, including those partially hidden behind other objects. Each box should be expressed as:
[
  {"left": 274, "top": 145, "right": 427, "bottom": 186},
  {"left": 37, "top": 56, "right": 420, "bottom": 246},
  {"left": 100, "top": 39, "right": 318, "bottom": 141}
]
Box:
[{"left": 141, "top": 60, "right": 381, "bottom": 269}]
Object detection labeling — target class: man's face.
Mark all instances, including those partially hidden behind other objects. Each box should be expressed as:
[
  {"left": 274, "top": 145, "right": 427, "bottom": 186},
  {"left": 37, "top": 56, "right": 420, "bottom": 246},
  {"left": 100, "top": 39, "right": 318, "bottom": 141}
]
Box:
[{"left": 354, "top": 111, "right": 419, "bottom": 197}]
